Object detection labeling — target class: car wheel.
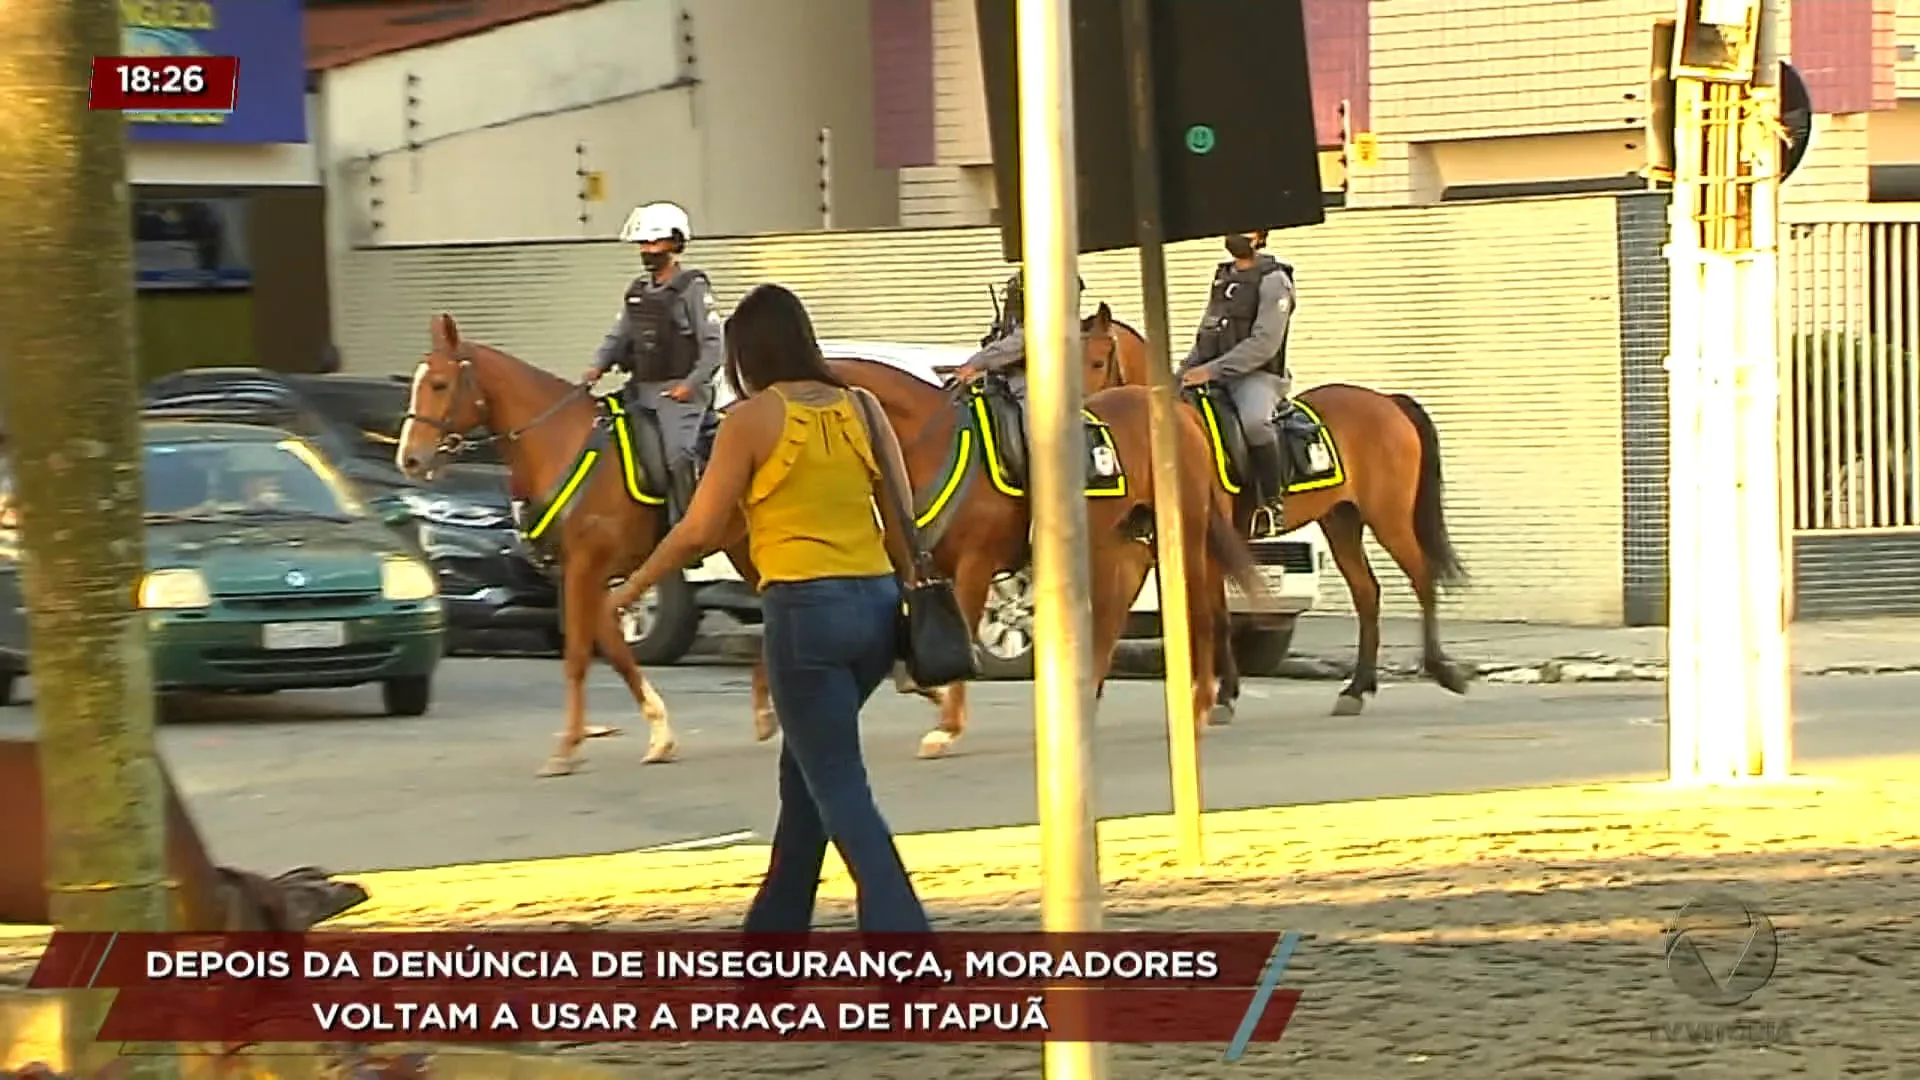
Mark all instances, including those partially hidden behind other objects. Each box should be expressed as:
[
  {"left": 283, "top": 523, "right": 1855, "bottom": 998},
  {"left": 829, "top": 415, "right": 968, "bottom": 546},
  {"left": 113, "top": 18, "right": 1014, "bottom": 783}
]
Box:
[
  {"left": 382, "top": 674, "right": 433, "bottom": 717},
  {"left": 618, "top": 571, "right": 700, "bottom": 665},
  {"left": 976, "top": 569, "right": 1036, "bottom": 680},
  {"left": 1231, "top": 615, "right": 1297, "bottom": 677}
]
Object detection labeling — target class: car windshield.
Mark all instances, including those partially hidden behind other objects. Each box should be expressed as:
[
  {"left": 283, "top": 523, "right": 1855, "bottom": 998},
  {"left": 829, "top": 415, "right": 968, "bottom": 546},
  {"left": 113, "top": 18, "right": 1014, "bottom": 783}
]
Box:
[{"left": 143, "top": 438, "right": 367, "bottom": 522}]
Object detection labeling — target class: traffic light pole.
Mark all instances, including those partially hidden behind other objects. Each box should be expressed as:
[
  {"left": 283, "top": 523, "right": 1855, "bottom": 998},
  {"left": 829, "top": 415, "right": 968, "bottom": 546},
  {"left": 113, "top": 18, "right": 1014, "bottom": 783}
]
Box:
[{"left": 1119, "top": 0, "right": 1204, "bottom": 870}]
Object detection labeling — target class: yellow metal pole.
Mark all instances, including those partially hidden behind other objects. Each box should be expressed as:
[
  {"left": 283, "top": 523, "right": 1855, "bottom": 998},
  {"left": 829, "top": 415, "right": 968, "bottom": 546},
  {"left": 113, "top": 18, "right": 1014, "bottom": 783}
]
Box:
[
  {"left": 1015, "top": 0, "right": 1108, "bottom": 1075},
  {"left": 1118, "top": 0, "right": 1203, "bottom": 868}
]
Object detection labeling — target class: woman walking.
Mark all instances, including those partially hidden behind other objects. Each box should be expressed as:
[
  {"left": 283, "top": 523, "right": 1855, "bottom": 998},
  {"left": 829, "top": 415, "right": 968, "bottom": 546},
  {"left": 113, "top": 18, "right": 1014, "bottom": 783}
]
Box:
[{"left": 607, "top": 283, "right": 930, "bottom": 933}]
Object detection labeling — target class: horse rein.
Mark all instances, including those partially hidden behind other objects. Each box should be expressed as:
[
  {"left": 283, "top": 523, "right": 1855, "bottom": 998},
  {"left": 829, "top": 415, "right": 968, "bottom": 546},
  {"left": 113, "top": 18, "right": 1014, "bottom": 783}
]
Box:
[{"left": 403, "top": 344, "right": 588, "bottom": 465}]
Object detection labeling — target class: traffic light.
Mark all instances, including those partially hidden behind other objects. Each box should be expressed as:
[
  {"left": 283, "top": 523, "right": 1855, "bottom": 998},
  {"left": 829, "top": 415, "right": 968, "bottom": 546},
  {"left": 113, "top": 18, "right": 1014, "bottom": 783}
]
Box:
[
  {"left": 976, "top": 0, "right": 1324, "bottom": 260},
  {"left": 1646, "top": 17, "right": 1811, "bottom": 184}
]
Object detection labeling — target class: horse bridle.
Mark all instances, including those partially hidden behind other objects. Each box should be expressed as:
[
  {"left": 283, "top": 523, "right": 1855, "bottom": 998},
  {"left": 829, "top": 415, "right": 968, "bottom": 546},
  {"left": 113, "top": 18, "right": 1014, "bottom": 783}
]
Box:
[{"left": 402, "top": 344, "right": 587, "bottom": 467}]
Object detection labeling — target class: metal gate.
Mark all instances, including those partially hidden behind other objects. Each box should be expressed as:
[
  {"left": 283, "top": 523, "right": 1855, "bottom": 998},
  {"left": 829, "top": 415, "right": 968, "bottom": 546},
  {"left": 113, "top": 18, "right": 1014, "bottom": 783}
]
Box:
[
  {"left": 1785, "top": 219, "right": 1920, "bottom": 532},
  {"left": 1783, "top": 217, "right": 1920, "bottom": 616}
]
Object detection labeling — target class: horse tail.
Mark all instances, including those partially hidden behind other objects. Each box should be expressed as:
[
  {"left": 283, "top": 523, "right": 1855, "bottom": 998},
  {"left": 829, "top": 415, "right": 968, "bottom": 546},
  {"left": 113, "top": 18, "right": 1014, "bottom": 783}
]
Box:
[
  {"left": 1205, "top": 503, "right": 1268, "bottom": 600},
  {"left": 1389, "top": 393, "right": 1467, "bottom": 589}
]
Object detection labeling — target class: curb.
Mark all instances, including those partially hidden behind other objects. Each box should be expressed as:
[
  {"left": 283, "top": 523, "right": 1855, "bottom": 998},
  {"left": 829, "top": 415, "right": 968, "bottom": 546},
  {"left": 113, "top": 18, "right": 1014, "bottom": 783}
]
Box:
[{"left": 689, "top": 633, "right": 1918, "bottom": 685}]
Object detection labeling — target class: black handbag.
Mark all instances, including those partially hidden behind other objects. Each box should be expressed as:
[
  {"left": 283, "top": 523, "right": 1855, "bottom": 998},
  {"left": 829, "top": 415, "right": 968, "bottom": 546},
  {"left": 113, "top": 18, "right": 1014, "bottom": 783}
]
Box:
[{"left": 850, "top": 389, "right": 980, "bottom": 688}]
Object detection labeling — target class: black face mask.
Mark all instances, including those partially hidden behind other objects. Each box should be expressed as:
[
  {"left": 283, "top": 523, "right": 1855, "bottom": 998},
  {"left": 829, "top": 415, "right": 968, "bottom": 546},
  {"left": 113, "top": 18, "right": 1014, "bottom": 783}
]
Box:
[
  {"left": 641, "top": 250, "right": 673, "bottom": 274},
  {"left": 1224, "top": 235, "right": 1257, "bottom": 261}
]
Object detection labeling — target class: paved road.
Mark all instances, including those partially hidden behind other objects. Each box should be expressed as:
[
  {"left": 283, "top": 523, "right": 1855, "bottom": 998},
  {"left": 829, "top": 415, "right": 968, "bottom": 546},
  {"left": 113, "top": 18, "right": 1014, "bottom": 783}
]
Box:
[{"left": 4, "top": 663, "right": 1917, "bottom": 874}]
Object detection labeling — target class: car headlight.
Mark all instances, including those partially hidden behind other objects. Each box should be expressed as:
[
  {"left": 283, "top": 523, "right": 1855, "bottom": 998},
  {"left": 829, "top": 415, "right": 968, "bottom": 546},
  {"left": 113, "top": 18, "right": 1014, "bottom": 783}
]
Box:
[
  {"left": 400, "top": 491, "right": 510, "bottom": 529},
  {"left": 139, "top": 568, "right": 211, "bottom": 610},
  {"left": 381, "top": 556, "right": 439, "bottom": 601}
]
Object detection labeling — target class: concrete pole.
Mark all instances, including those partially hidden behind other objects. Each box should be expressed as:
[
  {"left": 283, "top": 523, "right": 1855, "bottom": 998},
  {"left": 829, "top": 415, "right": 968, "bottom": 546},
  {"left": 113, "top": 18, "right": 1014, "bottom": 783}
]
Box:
[
  {"left": 1667, "top": 0, "right": 1792, "bottom": 782},
  {"left": 1014, "top": 0, "right": 1109, "bottom": 1074},
  {"left": 1666, "top": 73, "right": 1707, "bottom": 781}
]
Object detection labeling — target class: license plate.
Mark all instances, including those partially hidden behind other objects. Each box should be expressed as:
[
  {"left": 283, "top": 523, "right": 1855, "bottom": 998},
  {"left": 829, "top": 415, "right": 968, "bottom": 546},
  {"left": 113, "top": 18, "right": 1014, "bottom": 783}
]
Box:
[
  {"left": 261, "top": 621, "right": 347, "bottom": 651},
  {"left": 1228, "top": 568, "right": 1286, "bottom": 597}
]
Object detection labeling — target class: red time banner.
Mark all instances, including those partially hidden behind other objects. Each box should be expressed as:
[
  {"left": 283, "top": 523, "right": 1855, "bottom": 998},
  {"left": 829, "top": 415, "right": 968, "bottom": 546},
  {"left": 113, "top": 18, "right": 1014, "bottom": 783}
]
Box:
[{"left": 89, "top": 56, "right": 239, "bottom": 112}]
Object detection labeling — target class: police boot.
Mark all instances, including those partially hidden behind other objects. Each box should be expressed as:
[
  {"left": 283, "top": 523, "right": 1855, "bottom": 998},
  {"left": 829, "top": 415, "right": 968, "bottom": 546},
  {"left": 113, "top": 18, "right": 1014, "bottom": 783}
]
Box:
[
  {"left": 1248, "top": 441, "right": 1287, "bottom": 539},
  {"left": 668, "top": 462, "right": 707, "bottom": 569}
]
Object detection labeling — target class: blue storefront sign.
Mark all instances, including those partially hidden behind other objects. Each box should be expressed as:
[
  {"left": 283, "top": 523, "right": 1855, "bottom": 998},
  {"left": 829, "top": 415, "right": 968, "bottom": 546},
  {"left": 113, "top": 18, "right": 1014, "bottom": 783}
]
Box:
[{"left": 123, "top": 0, "right": 307, "bottom": 144}]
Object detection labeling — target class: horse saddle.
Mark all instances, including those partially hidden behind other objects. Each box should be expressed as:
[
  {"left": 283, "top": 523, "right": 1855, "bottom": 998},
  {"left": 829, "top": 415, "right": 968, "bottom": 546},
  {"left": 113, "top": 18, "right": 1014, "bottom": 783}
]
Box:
[
  {"left": 965, "top": 375, "right": 1124, "bottom": 497},
  {"left": 1184, "top": 383, "right": 1335, "bottom": 496}
]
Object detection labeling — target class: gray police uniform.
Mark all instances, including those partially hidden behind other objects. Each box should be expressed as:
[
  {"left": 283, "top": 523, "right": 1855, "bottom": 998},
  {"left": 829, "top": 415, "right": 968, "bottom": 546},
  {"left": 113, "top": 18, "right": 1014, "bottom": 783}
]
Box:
[
  {"left": 1179, "top": 253, "right": 1296, "bottom": 499},
  {"left": 590, "top": 266, "right": 723, "bottom": 512},
  {"left": 959, "top": 273, "right": 1086, "bottom": 427}
]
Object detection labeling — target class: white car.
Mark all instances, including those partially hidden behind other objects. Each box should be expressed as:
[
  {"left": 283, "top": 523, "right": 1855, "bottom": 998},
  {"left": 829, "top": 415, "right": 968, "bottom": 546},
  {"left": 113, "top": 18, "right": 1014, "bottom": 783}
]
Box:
[{"left": 623, "top": 341, "right": 1325, "bottom": 675}]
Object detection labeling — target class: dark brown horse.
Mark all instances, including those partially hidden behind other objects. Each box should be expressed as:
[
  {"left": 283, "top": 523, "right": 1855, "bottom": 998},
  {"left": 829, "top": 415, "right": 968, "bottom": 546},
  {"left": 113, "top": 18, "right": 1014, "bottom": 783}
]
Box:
[
  {"left": 742, "top": 335, "right": 1266, "bottom": 758},
  {"left": 396, "top": 314, "right": 686, "bottom": 776},
  {"left": 1084, "top": 310, "right": 1470, "bottom": 718}
]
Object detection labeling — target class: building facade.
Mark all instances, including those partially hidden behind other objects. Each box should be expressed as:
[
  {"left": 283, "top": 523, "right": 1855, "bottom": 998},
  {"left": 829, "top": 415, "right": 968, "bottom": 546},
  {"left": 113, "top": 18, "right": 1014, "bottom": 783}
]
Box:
[
  {"left": 308, "top": 0, "right": 899, "bottom": 256},
  {"left": 127, "top": 0, "right": 328, "bottom": 380},
  {"left": 322, "top": 0, "right": 1920, "bottom": 623}
]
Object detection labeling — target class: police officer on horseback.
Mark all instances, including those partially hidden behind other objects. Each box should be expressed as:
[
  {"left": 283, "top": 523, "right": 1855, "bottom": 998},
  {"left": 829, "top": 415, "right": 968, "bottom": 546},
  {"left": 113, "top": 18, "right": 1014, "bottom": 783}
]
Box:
[
  {"left": 1178, "top": 228, "right": 1296, "bottom": 535},
  {"left": 953, "top": 270, "right": 1087, "bottom": 426},
  {"left": 581, "top": 202, "right": 723, "bottom": 524}
]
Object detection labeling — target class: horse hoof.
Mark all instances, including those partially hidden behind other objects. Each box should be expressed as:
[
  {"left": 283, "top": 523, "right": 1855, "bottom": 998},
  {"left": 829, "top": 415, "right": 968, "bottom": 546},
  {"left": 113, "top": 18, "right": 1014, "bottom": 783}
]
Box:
[
  {"left": 642, "top": 740, "right": 678, "bottom": 765},
  {"left": 1331, "top": 694, "right": 1367, "bottom": 717},
  {"left": 1434, "top": 664, "right": 1471, "bottom": 695},
  {"left": 753, "top": 709, "right": 780, "bottom": 742},
  {"left": 917, "top": 731, "right": 957, "bottom": 759},
  {"left": 1206, "top": 704, "right": 1235, "bottom": 727},
  {"left": 537, "top": 755, "right": 582, "bottom": 778}
]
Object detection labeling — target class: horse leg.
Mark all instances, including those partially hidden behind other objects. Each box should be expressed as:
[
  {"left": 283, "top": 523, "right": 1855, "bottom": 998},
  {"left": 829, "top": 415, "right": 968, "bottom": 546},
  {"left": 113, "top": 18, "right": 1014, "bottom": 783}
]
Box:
[
  {"left": 540, "top": 561, "right": 603, "bottom": 777},
  {"left": 724, "top": 538, "right": 781, "bottom": 742},
  {"left": 1370, "top": 516, "right": 1470, "bottom": 696},
  {"left": 749, "top": 656, "right": 780, "bottom": 742},
  {"left": 918, "top": 554, "right": 995, "bottom": 760},
  {"left": 1184, "top": 524, "right": 1222, "bottom": 731},
  {"left": 589, "top": 605, "right": 678, "bottom": 763},
  {"left": 1208, "top": 572, "right": 1240, "bottom": 726},
  {"left": 1321, "top": 503, "right": 1383, "bottom": 716}
]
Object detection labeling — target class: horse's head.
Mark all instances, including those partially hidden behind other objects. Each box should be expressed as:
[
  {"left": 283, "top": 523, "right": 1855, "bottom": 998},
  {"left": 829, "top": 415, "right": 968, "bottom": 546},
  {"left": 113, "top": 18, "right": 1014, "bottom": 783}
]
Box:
[
  {"left": 396, "top": 313, "right": 488, "bottom": 481},
  {"left": 1080, "top": 302, "right": 1125, "bottom": 393}
]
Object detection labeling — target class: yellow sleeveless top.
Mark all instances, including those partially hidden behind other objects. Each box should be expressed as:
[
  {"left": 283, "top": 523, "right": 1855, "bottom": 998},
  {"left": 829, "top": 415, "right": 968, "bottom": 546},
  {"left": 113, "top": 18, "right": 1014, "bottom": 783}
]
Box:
[{"left": 744, "top": 385, "right": 894, "bottom": 588}]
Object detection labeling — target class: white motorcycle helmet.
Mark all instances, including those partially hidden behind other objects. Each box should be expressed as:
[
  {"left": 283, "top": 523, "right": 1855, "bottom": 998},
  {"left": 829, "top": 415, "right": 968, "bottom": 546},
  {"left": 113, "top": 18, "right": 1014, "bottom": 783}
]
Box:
[{"left": 619, "top": 202, "right": 692, "bottom": 248}]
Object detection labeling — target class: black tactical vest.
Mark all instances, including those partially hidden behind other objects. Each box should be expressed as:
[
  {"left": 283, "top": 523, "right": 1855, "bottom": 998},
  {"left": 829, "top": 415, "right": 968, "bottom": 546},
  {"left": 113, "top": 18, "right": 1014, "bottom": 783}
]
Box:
[
  {"left": 1195, "top": 255, "right": 1292, "bottom": 372},
  {"left": 623, "top": 269, "right": 707, "bottom": 382}
]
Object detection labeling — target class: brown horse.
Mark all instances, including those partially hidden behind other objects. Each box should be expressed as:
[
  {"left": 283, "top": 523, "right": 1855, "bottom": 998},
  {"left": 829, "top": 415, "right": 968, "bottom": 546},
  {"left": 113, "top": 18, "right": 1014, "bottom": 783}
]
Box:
[
  {"left": 395, "top": 314, "right": 683, "bottom": 776},
  {"left": 742, "top": 330, "right": 1266, "bottom": 758},
  {"left": 1084, "top": 311, "right": 1471, "bottom": 719}
]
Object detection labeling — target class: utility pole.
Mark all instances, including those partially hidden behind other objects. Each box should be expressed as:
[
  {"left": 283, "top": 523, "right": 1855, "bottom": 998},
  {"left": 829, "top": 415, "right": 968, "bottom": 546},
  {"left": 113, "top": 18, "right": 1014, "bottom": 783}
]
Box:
[{"left": 1665, "top": 0, "right": 1792, "bottom": 782}]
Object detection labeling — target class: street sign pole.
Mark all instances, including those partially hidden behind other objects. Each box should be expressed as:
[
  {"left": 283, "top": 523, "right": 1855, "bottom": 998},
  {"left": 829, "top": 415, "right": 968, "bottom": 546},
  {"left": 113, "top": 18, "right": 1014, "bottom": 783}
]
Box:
[
  {"left": 1015, "top": 0, "right": 1109, "bottom": 1075},
  {"left": 1119, "top": 0, "right": 1204, "bottom": 869}
]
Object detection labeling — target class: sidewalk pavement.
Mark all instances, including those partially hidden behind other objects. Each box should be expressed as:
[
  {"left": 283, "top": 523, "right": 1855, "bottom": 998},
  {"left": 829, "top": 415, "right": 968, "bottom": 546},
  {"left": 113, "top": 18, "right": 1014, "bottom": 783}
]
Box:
[
  {"left": 1277, "top": 613, "right": 1919, "bottom": 685},
  {"left": 8, "top": 755, "right": 1911, "bottom": 1077}
]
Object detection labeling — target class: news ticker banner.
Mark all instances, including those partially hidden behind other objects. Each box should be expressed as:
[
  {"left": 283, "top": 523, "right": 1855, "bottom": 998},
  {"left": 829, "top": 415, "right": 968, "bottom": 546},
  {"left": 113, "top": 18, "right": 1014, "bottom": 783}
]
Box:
[
  {"left": 90, "top": 57, "right": 240, "bottom": 114},
  {"left": 31, "top": 931, "right": 1304, "bottom": 1050}
]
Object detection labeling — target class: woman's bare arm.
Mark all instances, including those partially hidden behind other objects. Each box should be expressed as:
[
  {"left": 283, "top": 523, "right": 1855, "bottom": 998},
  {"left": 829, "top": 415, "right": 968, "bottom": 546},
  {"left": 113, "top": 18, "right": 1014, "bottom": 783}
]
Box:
[{"left": 608, "top": 398, "right": 767, "bottom": 608}]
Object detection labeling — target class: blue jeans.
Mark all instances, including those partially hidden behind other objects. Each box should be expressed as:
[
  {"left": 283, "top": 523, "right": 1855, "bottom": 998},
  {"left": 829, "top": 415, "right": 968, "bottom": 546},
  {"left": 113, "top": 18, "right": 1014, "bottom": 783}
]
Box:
[{"left": 746, "top": 575, "right": 931, "bottom": 933}]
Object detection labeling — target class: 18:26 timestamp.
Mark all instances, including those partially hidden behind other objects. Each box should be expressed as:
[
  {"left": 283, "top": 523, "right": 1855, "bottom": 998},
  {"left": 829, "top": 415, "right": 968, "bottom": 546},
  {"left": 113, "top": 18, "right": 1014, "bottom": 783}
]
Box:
[{"left": 89, "top": 56, "right": 239, "bottom": 112}]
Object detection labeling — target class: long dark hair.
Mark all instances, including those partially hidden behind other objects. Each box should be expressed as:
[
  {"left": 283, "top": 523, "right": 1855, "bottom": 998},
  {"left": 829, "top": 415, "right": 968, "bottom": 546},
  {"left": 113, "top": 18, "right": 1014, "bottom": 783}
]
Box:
[{"left": 723, "top": 284, "right": 849, "bottom": 398}]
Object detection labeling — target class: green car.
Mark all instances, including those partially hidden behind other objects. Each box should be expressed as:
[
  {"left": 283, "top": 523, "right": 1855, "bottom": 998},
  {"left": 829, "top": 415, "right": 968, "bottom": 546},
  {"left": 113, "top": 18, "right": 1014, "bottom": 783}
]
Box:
[{"left": 0, "top": 421, "right": 445, "bottom": 715}]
